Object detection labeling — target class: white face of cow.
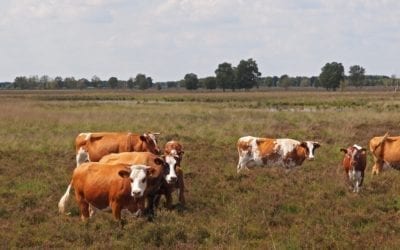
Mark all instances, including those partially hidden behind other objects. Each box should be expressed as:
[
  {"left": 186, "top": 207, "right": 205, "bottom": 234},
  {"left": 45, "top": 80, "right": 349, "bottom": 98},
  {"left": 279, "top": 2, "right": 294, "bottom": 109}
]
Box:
[
  {"left": 129, "top": 165, "right": 150, "bottom": 198},
  {"left": 303, "top": 141, "right": 320, "bottom": 160},
  {"left": 164, "top": 155, "right": 178, "bottom": 184}
]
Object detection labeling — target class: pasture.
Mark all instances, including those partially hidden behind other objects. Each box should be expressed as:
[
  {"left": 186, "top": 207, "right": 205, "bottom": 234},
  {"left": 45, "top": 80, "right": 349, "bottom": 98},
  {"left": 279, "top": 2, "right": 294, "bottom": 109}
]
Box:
[{"left": 1, "top": 90, "right": 400, "bottom": 248}]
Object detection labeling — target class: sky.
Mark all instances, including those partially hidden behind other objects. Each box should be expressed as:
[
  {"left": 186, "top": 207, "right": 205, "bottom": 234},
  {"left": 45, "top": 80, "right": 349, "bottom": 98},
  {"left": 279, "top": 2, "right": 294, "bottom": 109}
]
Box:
[{"left": 0, "top": 0, "right": 399, "bottom": 82}]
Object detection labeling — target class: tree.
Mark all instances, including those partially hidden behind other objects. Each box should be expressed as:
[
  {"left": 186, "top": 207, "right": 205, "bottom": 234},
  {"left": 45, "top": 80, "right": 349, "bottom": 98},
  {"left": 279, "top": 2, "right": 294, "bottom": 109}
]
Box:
[
  {"left": 203, "top": 76, "right": 217, "bottom": 90},
  {"left": 349, "top": 65, "right": 365, "bottom": 88},
  {"left": 279, "top": 74, "right": 291, "bottom": 90},
  {"left": 319, "top": 62, "right": 345, "bottom": 91},
  {"left": 215, "top": 62, "right": 235, "bottom": 92},
  {"left": 77, "top": 78, "right": 89, "bottom": 89},
  {"left": 235, "top": 58, "right": 261, "bottom": 90},
  {"left": 184, "top": 73, "right": 198, "bottom": 90},
  {"left": 108, "top": 77, "right": 118, "bottom": 89},
  {"left": 91, "top": 75, "right": 101, "bottom": 88},
  {"left": 134, "top": 74, "right": 148, "bottom": 90},
  {"left": 13, "top": 76, "right": 28, "bottom": 89},
  {"left": 64, "top": 77, "right": 77, "bottom": 89}
]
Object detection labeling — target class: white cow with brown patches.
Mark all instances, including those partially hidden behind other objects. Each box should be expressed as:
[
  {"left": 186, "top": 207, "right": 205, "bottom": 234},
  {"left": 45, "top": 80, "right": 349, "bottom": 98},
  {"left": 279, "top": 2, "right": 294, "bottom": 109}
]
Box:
[{"left": 236, "top": 136, "right": 320, "bottom": 173}]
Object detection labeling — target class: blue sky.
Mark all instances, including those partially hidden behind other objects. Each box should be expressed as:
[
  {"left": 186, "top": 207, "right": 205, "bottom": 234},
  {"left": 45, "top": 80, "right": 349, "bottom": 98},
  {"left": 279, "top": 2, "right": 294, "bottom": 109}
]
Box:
[{"left": 0, "top": 0, "right": 399, "bottom": 82}]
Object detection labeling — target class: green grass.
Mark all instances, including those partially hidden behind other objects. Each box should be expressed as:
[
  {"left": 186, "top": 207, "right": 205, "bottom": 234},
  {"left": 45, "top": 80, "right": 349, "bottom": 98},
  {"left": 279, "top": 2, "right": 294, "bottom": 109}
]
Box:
[{"left": 1, "top": 90, "right": 400, "bottom": 248}]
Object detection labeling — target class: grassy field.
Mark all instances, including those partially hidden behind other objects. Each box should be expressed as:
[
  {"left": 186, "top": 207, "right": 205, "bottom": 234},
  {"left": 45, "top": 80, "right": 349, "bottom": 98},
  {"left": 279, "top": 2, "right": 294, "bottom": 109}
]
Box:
[{"left": 1, "top": 90, "right": 400, "bottom": 248}]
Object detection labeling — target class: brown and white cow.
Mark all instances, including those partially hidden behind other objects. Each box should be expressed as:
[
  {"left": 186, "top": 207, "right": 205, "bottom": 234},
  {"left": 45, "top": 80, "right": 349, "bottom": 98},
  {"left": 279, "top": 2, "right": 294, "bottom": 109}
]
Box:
[
  {"left": 99, "top": 152, "right": 174, "bottom": 217},
  {"left": 75, "top": 132, "right": 161, "bottom": 166},
  {"left": 236, "top": 136, "right": 320, "bottom": 173},
  {"left": 58, "top": 162, "right": 155, "bottom": 221},
  {"left": 369, "top": 132, "right": 400, "bottom": 174},
  {"left": 340, "top": 144, "right": 367, "bottom": 193},
  {"left": 154, "top": 141, "right": 185, "bottom": 209}
]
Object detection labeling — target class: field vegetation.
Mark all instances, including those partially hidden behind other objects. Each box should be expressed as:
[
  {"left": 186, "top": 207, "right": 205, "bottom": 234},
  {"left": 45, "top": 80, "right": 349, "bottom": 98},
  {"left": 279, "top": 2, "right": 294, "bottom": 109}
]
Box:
[{"left": 1, "top": 90, "right": 400, "bottom": 248}]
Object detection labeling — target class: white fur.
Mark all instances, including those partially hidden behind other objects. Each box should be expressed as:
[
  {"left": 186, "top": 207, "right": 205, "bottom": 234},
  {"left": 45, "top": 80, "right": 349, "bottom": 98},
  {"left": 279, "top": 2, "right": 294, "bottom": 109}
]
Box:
[
  {"left": 76, "top": 147, "right": 89, "bottom": 166},
  {"left": 58, "top": 183, "right": 72, "bottom": 214},
  {"left": 129, "top": 165, "right": 150, "bottom": 197},
  {"left": 237, "top": 136, "right": 318, "bottom": 173},
  {"left": 348, "top": 169, "right": 362, "bottom": 193},
  {"left": 164, "top": 155, "right": 178, "bottom": 184}
]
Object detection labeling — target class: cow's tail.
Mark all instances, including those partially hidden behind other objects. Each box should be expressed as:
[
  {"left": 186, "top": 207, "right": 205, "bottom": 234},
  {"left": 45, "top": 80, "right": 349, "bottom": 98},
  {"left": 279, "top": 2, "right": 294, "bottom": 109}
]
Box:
[
  {"left": 58, "top": 182, "right": 72, "bottom": 214},
  {"left": 371, "top": 132, "right": 389, "bottom": 154}
]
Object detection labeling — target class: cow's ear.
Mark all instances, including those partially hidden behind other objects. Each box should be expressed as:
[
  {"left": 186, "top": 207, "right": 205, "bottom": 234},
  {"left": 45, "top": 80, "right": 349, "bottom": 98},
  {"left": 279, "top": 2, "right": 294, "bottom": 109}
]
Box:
[
  {"left": 340, "top": 148, "right": 348, "bottom": 154},
  {"left": 361, "top": 148, "right": 367, "bottom": 153},
  {"left": 314, "top": 142, "right": 321, "bottom": 148},
  {"left": 118, "top": 169, "right": 131, "bottom": 178},
  {"left": 140, "top": 134, "right": 147, "bottom": 141},
  {"left": 154, "top": 157, "right": 164, "bottom": 166}
]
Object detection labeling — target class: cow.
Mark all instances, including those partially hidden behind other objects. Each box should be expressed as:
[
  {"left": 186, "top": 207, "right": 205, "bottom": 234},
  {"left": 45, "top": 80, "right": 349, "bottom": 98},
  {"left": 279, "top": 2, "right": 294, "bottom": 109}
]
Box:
[
  {"left": 236, "top": 136, "right": 320, "bottom": 173},
  {"left": 369, "top": 132, "right": 400, "bottom": 174},
  {"left": 154, "top": 141, "right": 186, "bottom": 209},
  {"left": 340, "top": 144, "right": 367, "bottom": 193},
  {"left": 58, "top": 162, "right": 156, "bottom": 221},
  {"left": 75, "top": 132, "right": 161, "bottom": 166},
  {"left": 99, "top": 152, "right": 175, "bottom": 218}
]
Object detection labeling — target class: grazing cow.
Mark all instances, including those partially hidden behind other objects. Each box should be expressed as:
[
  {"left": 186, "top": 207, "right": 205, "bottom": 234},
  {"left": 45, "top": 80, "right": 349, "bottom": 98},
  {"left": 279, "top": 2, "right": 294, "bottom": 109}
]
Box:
[
  {"left": 75, "top": 132, "right": 161, "bottom": 166},
  {"left": 58, "top": 162, "right": 156, "bottom": 221},
  {"left": 369, "top": 132, "right": 400, "bottom": 174},
  {"left": 236, "top": 136, "right": 320, "bottom": 173},
  {"left": 154, "top": 141, "right": 185, "bottom": 209},
  {"left": 340, "top": 144, "right": 367, "bottom": 193},
  {"left": 99, "top": 152, "right": 173, "bottom": 217}
]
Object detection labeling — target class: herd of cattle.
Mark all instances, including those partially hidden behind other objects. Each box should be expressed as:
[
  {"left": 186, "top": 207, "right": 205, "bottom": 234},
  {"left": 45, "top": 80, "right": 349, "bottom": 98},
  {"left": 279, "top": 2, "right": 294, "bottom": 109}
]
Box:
[{"left": 58, "top": 131, "right": 399, "bottom": 222}]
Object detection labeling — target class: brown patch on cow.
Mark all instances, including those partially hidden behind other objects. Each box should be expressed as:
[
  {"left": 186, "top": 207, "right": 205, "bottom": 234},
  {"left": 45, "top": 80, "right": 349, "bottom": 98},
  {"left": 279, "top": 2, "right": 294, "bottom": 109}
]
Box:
[{"left": 256, "top": 139, "right": 281, "bottom": 165}]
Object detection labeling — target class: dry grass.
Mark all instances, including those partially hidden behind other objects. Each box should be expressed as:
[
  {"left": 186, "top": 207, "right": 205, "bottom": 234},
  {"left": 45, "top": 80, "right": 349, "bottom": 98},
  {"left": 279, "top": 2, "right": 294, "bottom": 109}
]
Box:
[{"left": 1, "top": 90, "right": 400, "bottom": 248}]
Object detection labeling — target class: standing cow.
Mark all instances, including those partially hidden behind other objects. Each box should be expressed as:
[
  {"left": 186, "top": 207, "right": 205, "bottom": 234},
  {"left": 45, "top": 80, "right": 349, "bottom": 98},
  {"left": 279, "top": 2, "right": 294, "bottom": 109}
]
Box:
[
  {"left": 369, "top": 132, "right": 400, "bottom": 174},
  {"left": 155, "top": 141, "right": 186, "bottom": 209},
  {"left": 236, "top": 136, "right": 320, "bottom": 173},
  {"left": 58, "top": 162, "right": 155, "bottom": 221},
  {"left": 75, "top": 132, "right": 161, "bottom": 166},
  {"left": 99, "top": 152, "right": 174, "bottom": 218},
  {"left": 340, "top": 144, "right": 367, "bottom": 193}
]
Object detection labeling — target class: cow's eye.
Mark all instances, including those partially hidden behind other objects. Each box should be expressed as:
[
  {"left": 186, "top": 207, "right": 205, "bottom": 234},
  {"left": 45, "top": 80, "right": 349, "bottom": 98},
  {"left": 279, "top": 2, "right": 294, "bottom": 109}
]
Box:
[
  {"left": 130, "top": 179, "right": 133, "bottom": 183},
  {"left": 142, "top": 178, "right": 146, "bottom": 183}
]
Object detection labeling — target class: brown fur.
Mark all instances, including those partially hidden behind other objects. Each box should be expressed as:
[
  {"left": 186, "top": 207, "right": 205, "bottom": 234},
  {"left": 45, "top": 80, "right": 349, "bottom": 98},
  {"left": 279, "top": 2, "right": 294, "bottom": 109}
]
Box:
[
  {"left": 71, "top": 162, "right": 146, "bottom": 221},
  {"left": 340, "top": 146, "right": 367, "bottom": 187},
  {"left": 99, "top": 152, "right": 166, "bottom": 216},
  {"left": 369, "top": 133, "right": 400, "bottom": 174},
  {"left": 75, "top": 132, "right": 161, "bottom": 162}
]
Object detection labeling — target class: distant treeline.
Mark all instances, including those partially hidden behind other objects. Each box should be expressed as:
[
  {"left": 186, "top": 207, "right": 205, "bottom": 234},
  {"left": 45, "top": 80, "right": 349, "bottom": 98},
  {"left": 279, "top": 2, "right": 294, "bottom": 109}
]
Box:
[{"left": 1, "top": 59, "right": 399, "bottom": 91}]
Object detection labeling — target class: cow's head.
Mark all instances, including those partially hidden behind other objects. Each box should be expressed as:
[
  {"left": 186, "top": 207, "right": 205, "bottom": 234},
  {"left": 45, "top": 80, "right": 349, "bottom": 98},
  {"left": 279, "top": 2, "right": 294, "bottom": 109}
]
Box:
[
  {"left": 340, "top": 145, "right": 367, "bottom": 170},
  {"left": 140, "top": 132, "right": 161, "bottom": 155},
  {"left": 118, "top": 165, "right": 152, "bottom": 198},
  {"left": 300, "top": 141, "right": 321, "bottom": 160}
]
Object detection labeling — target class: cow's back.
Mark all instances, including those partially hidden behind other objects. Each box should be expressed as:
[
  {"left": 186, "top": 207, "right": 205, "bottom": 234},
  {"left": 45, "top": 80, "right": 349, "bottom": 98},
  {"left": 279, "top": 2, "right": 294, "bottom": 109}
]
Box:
[
  {"left": 72, "top": 162, "right": 130, "bottom": 209},
  {"left": 370, "top": 136, "right": 400, "bottom": 162}
]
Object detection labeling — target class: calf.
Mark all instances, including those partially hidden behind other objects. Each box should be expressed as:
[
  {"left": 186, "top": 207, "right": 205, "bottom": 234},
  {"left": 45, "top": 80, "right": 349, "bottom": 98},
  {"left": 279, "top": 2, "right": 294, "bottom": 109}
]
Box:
[
  {"left": 99, "top": 152, "right": 172, "bottom": 218},
  {"left": 75, "top": 132, "right": 161, "bottom": 166},
  {"left": 155, "top": 141, "right": 186, "bottom": 209},
  {"left": 58, "top": 162, "right": 156, "bottom": 221},
  {"left": 340, "top": 144, "right": 367, "bottom": 193},
  {"left": 237, "top": 136, "right": 320, "bottom": 173}
]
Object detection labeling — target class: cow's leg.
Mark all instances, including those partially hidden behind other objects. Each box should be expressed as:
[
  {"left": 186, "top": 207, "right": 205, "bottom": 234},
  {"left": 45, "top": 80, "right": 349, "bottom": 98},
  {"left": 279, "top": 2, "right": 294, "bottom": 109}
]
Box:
[
  {"left": 111, "top": 201, "right": 122, "bottom": 220},
  {"left": 372, "top": 157, "right": 383, "bottom": 175},
  {"left": 78, "top": 201, "right": 90, "bottom": 221},
  {"left": 164, "top": 190, "right": 173, "bottom": 210},
  {"left": 177, "top": 169, "right": 186, "bottom": 206}
]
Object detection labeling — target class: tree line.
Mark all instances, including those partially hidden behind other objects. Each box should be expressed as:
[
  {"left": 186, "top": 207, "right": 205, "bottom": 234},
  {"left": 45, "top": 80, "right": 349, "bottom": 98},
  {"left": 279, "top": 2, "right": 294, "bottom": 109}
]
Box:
[{"left": 1, "top": 60, "right": 399, "bottom": 91}]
